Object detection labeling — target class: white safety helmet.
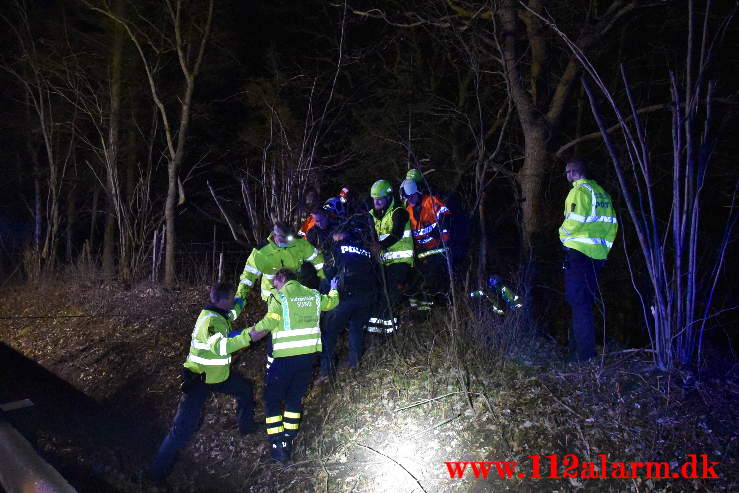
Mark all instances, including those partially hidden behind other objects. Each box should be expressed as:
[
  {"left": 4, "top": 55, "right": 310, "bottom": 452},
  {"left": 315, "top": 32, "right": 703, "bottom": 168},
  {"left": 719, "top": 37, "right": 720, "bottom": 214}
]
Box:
[{"left": 400, "top": 178, "right": 419, "bottom": 198}]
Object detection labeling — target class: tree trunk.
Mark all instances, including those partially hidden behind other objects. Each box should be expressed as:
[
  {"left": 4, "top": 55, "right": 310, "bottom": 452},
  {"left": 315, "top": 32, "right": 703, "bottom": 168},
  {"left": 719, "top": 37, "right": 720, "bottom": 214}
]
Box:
[
  {"left": 164, "top": 72, "right": 196, "bottom": 286},
  {"left": 89, "top": 185, "right": 99, "bottom": 249},
  {"left": 65, "top": 184, "right": 76, "bottom": 262},
  {"left": 107, "top": 0, "right": 127, "bottom": 279},
  {"left": 477, "top": 188, "right": 488, "bottom": 279},
  {"left": 517, "top": 124, "right": 550, "bottom": 253},
  {"left": 33, "top": 155, "right": 41, "bottom": 258},
  {"left": 102, "top": 199, "right": 116, "bottom": 278},
  {"left": 163, "top": 164, "right": 178, "bottom": 285}
]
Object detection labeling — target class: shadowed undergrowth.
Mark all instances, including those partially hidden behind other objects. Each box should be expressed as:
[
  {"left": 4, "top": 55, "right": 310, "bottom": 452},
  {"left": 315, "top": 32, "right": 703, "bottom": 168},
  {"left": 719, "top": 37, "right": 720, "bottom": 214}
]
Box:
[{"left": 0, "top": 282, "right": 736, "bottom": 492}]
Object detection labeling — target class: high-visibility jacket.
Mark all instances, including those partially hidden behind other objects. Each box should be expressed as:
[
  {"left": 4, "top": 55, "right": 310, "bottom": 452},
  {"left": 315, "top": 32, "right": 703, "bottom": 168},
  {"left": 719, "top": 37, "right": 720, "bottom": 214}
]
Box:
[
  {"left": 237, "top": 235, "right": 325, "bottom": 300},
  {"left": 183, "top": 301, "right": 251, "bottom": 384},
  {"left": 559, "top": 178, "right": 618, "bottom": 260},
  {"left": 369, "top": 202, "right": 414, "bottom": 267},
  {"left": 406, "top": 194, "right": 451, "bottom": 258},
  {"left": 252, "top": 280, "right": 339, "bottom": 358},
  {"left": 297, "top": 216, "right": 315, "bottom": 237}
]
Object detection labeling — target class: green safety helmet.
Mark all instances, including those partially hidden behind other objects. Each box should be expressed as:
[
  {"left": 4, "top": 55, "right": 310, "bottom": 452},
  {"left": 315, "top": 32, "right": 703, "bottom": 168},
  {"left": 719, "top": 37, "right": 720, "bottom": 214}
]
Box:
[
  {"left": 406, "top": 168, "right": 423, "bottom": 183},
  {"left": 370, "top": 179, "right": 393, "bottom": 198}
]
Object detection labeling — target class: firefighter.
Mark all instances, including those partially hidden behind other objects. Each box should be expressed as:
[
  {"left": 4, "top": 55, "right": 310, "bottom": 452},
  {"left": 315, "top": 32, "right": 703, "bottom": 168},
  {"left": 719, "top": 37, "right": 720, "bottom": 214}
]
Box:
[
  {"left": 148, "top": 283, "right": 257, "bottom": 480},
  {"left": 317, "top": 226, "right": 379, "bottom": 381},
  {"left": 559, "top": 159, "right": 618, "bottom": 362},
  {"left": 399, "top": 178, "right": 452, "bottom": 308},
  {"left": 366, "top": 179, "right": 413, "bottom": 334},
  {"left": 405, "top": 168, "right": 470, "bottom": 270},
  {"left": 237, "top": 221, "right": 325, "bottom": 301},
  {"left": 247, "top": 269, "right": 339, "bottom": 463}
]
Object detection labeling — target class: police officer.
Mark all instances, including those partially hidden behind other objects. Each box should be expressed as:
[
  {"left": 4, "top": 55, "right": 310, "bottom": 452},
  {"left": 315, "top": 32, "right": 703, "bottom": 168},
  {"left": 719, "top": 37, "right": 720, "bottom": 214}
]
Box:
[
  {"left": 318, "top": 226, "right": 379, "bottom": 380},
  {"left": 559, "top": 159, "right": 618, "bottom": 362},
  {"left": 366, "top": 179, "right": 414, "bottom": 334},
  {"left": 148, "top": 283, "right": 256, "bottom": 480},
  {"left": 247, "top": 269, "right": 339, "bottom": 463},
  {"left": 237, "top": 221, "right": 325, "bottom": 301}
]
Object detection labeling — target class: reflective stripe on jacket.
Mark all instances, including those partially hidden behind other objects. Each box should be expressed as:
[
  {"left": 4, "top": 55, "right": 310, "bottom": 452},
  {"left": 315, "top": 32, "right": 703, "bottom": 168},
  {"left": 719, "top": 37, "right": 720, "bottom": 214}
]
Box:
[
  {"left": 370, "top": 202, "right": 414, "bottom": 267},
  {"left": 406, "top": 194, "right": 451, "bottom": 253},
  {"left": 559, "top": 178, "right": 618, "bottom": 260},
  {"left": 252, "top": 280, "right": 339, "bottom": 358},
  {"left": 183, "top": 302, "right": 251, "bottom": 384},
  {"left": 237, "top": 235, "right": 325, "bottom": 300}
]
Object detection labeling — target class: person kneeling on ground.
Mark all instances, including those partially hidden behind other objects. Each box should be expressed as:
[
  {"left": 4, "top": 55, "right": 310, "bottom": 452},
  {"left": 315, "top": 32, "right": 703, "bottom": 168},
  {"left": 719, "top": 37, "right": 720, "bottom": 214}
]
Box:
[
  {"left": 148, "top": 283, "right": 257, "bottom": 481},
  {"left": 247, "top": 268, "right": 339, "bottom": 463}
]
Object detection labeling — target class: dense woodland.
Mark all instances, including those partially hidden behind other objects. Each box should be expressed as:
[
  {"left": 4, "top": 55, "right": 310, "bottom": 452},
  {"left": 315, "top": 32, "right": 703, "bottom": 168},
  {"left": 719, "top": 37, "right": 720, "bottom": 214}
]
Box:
[
  {"left": 0, "top": 1, "right": 737, "bottom": 491},
  {"left": 0, "top": 1, "right": 737, "bottom": 373}
]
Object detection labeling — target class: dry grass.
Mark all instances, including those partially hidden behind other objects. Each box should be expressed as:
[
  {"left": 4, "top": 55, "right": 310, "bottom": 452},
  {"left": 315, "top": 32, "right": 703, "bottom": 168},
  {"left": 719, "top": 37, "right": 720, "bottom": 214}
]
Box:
[{"left": 0, "top": 283, "right": 736, "bottom": 492}]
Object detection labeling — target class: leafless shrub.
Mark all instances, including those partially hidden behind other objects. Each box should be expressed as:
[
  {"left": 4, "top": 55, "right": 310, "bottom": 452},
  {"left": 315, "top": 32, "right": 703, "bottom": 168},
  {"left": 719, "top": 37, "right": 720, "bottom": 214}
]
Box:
[{"left": 527, "top": 3, "right": 738, "bottom": 369}]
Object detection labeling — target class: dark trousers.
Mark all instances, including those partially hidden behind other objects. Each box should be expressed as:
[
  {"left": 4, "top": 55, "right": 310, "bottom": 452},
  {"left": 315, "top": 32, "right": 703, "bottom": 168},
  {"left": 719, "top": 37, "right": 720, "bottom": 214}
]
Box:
[
  {"left": 368, "top": 262, "right": 410, "bottom": 333},
  {"left": 320, "top": 294, "right": 372, "bottom": 374},
  {"left": 150, "top": 371, "right": 255, "bottom": 479},
  {"left": 564, "top": 249, "right": 605, "bottom": 361},
  {"left": 264, "top": 353, "right": 316, "bottom": 441},
  {"left": 413, "top": 251, "right": 450, "bottom": 299}
]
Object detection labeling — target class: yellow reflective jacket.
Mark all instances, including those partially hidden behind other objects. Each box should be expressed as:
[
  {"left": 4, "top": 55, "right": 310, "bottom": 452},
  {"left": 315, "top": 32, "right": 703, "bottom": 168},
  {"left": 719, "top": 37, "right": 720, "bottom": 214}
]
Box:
[
  {"left": 559, "top": 179, "right": 618, "bottom": 260},
  {"left": 237, "top": 234, "right": 325, "bottom": 300},
  {"left": 183, "top": 301, "right": 250, "bottom": 384},
  {"left": 251, "top": 280, "right": 339, "bottom": 358}
]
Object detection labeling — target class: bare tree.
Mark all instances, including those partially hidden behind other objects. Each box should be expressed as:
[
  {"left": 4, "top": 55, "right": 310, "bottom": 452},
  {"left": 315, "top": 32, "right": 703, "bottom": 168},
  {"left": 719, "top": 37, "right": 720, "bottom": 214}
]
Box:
[
  {"left": 87, "top": 0, "right": 215, "bottom": 285},
  {"left": 2, "top": 0, "right": 78, "bottom": 277},
  {"left": 211, "top": 1, "right": 350, "bottom": 245},
  {"left": 352, "top": 0, "right": 656, "bottom": 249}
]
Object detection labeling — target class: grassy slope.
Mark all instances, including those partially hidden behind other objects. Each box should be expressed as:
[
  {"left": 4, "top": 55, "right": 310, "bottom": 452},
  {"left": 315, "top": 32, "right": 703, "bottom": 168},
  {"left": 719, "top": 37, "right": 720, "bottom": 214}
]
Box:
[{"left": 0, "top": 282, "right": 736, "bottom": 492}]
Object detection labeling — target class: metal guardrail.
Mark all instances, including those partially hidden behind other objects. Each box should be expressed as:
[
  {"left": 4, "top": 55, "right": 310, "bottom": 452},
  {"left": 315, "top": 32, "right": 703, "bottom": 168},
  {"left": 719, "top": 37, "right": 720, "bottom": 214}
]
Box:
[{"left": 0, "top": 416, "right": 77, "bottom": 493}]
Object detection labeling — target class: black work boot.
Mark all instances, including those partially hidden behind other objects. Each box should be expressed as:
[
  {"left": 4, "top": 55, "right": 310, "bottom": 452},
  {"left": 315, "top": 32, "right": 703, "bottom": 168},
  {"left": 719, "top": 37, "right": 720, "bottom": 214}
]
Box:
[
  {"left": 282, "top": 434, "right": 294, "bottom": 462},
  {"left": 270, "top": 439, "right": 289, "bottom": 464}
]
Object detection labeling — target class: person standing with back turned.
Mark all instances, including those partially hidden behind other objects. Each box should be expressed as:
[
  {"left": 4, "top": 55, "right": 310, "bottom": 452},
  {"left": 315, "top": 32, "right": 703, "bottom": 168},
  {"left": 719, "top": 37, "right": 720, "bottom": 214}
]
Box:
[
  {"left": 247, "top": 269, "right": 339, "bottom": 463},
  {"left": 559, "top": 159, "right": 618, "bottom": 363}
]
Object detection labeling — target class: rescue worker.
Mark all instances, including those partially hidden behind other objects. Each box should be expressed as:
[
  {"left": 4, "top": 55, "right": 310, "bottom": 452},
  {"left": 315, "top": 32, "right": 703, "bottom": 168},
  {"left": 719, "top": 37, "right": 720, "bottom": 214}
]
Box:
[
  {"left": 305, "top": 201, "right": 345, "bottom": 290},
  {"left": 400, "top": 178, "right": 452, "bottom": 307},
  {"left": 469, "top": 274, "right": 523, "bottom": 315},
  {"left": 237, "top": 221, "right": 325, "bottom": 301},
  {"left": 305, "top": 203, "right": 340, "bottom": 256},
  {"left": 405, "top": 168, "right": 470, "bottom": 269},
  {"left": 148, "top": 283, "right": 257, "bottom": 480},
  {"left": 366, "top": 179, "right": 413, "bottom": 334},
  {"left": 297, "top": 188, "right": 350, "bottom": 238},
  {"left": 559, "top": 159, "right": 618, "bottom": 362},
  {"left": 405, "top": 168, "right": 426, "bottom": 194},
  {"left": 247, "top": 269, "right": 339, "bottom": 463},
  {"left": 318, "top": 226, "right": 379, "bottom": 381}
]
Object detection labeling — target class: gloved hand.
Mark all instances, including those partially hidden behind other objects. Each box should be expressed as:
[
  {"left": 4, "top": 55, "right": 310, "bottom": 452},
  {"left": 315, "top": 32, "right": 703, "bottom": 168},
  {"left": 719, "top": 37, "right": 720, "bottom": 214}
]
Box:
[
  {"left": 249, "top": 329, "right": 268, "bottom": 342},
  {"left": 180, "top": 369, "right": 204, "bottom": 394},
  {"left": 228, "top": 329, "right": 243, "bottom": 338},
  {"left": 234, "top": 297, "right": 244, "bottom": 308},
  {"left": 330, "top": 277, "right": 339, "bottom": 291}
]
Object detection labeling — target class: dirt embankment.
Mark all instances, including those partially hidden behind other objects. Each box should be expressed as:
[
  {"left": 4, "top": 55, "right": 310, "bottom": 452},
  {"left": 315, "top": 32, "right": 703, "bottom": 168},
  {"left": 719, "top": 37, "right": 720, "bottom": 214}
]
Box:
[{"left": 0, "top": 282, "right": 737, "bottom": 492}]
